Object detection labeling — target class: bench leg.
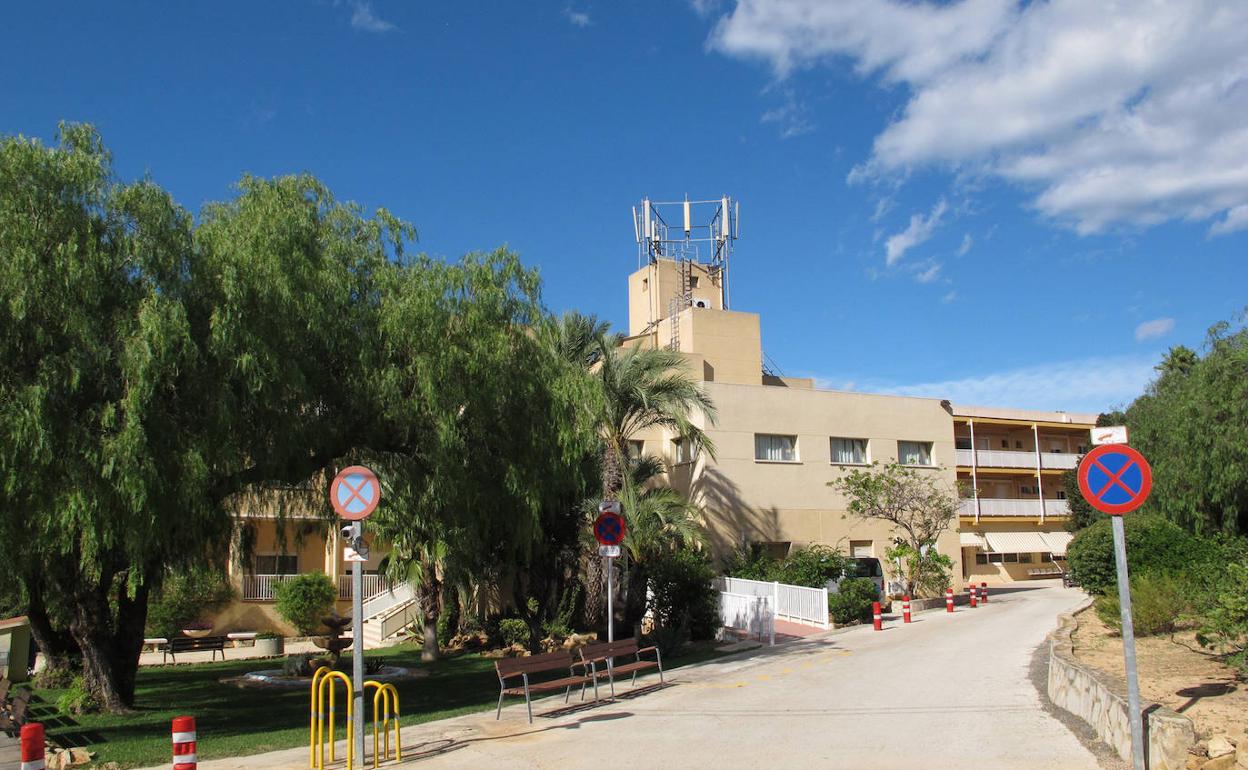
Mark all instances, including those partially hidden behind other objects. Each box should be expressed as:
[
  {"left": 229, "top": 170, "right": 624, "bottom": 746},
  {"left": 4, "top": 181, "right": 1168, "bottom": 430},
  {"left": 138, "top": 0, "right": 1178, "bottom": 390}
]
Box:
[
  {"left": 495, "top": 690, "right": 505, "bottom": 720},
  {"left": 564, "top": 685, "right": 571, "bottom": 704},
  {"left": 523, "top": 683, "right": 533, "bottom": 724}
]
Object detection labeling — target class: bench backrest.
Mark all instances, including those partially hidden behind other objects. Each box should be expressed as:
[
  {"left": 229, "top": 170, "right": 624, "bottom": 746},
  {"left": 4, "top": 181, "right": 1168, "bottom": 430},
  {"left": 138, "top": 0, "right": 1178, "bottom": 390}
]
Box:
[
  {"left": 579, "top": 638, "right": 640, "bottom": 661},
  {"left": 495, "top": 650, "right": 574, "bottom": 679}
]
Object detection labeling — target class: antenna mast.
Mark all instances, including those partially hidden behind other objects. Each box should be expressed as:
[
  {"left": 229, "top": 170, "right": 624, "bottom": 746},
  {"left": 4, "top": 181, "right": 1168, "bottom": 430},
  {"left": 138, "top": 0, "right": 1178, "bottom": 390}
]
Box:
[{"left": 632, "top": 195, "right": 739, "bottom": 311}]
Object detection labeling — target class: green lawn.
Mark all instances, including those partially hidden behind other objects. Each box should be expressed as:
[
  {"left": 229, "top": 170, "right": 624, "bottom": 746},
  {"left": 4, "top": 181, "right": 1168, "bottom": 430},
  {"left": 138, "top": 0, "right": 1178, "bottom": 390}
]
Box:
[{"left": 27, "top": 642, "right": 724, "bottom": 768}]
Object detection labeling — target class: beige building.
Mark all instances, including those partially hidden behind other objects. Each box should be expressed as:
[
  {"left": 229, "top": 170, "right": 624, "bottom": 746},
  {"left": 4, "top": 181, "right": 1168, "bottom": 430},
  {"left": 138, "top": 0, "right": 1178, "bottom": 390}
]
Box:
[
  {"left": 625, "top": 257, "right": 965, "bottom": 589},
  {"left": 954, "top": 406, "right": 1094, "bottom": 583}
]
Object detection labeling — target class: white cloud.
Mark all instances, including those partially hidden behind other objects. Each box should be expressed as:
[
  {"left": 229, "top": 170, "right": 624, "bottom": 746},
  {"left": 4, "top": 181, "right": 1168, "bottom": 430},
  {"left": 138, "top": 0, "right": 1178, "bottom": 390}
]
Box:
[
  {"left": 956, "top": 233, "right": 972, "bottom": 256},
  {"left": 706, "top": 0, "right": 1248, "bottom": 235},
  {"left": 689, "top": 0, "right": 724, "bottom": 15},
  {"left": 564, "top": 7, "right": 592, "bottom": 27},
  {"left": 941, "top": 290, "right": 957, "bottom": 303},
  {"left": 884, "top": 198, "right": 946, "bottom": 266},
  {"left": 914, "top": 262, "right": 942, "bottom": 283},
  {"left": 760, "top": 89, "right": 814, "bottom": 138},
  {"left": 1210, "top": 204, "right": 1248, "bottom": 236},
  {"left": 1135, "top": 317, "right": 1175, "bottom": 341},
  {"left": 817, "top": 353, "right": 1158, "bottom": 413},
  {"left": 870, "top": 196, "right": 894, "bottom": 223},
  {"left": 351, "top": 2, "right": 396, "bottom": 33}
]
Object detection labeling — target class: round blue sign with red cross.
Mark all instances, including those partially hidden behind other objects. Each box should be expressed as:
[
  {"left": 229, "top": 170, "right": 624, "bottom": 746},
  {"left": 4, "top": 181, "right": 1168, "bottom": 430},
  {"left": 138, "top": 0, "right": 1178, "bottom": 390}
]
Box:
[
  {"left": 1077, "top": 444, "right": 1152, "bottom": 516},
  {"left": 330, "top": 465, "right": 381, "bottom": 521},
  {"left": 594, "top": 511, "right": 626, "bottom": 546}
]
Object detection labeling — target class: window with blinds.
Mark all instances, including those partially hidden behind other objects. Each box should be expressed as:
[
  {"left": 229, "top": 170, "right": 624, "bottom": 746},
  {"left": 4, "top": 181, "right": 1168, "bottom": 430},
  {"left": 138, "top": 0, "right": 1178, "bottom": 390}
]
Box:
[
  {"left": 754, "top": 434, "right": 798, "bottom": 462},
  {"left": 830, "top": 437, "right": 868, "bottom": 464}
]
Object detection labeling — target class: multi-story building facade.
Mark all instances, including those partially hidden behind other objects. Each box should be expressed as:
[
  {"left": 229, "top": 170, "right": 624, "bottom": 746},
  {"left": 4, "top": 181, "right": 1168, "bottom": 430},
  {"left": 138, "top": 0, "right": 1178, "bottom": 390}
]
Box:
[
  {"left": 625, "top": 256, "right": 965, "bottom": 589},
  {"left": 954, "top": 406, "right": 1093, "bottom": 583}
]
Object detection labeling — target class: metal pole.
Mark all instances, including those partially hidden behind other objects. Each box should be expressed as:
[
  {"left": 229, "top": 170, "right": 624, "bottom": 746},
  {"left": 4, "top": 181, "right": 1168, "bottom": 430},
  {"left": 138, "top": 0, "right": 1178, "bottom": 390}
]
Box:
[
  {"left": 1112, "top": 516, "right": 1146, "bottom": 770},
  {"left": 352, "top": 523, "right": 365, "bottom": 769},
  {"left": 605, "top": 555, "right": 614, "bottom": 643}
]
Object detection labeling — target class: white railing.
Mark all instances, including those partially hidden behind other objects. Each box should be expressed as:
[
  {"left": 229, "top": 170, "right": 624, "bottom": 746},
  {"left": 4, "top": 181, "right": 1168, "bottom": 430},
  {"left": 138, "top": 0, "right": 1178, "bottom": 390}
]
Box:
[
  {"left": 957, "top": 448, "right": 1081, "bottom": 471},
  {"left": 337, "top": 574, "right": 389, "bottom": 602},
  {"left": 719, "top": 592, "right": 774, "bottom": 644},
  {"left": 362, "top": 581, "right": 416, "bottom": 621},
  {"left": 242, "top": 574, "right": 300, "bottom": 601},
  {"left": 378, "top": 601, "right": 418, "bottom": 640},
  {"left": 1040, "top": 453, "right": 1080, "bottom": 470},
  {"left": 713, "top": 576, "right": 829, "bottom": 629},
  {"left": 958, "top": 498, "right": 1073, "bottom": 517}
]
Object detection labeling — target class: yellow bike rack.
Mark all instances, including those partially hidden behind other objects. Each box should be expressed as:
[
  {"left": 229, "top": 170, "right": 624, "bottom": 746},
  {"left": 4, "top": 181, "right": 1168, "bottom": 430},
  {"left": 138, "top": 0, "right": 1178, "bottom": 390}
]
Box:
[
  {"left": 310, "top": 668, "right": 354, "bottom": 770},
  {"left": 363, "top": 681, "right": 401, "bottom": 767}
]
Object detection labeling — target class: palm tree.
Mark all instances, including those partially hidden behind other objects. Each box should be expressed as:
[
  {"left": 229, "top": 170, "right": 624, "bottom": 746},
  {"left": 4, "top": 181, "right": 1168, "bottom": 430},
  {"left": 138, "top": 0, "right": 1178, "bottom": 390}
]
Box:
[{"left": 544, "top": 311, "right": 717, "bottom": 632}]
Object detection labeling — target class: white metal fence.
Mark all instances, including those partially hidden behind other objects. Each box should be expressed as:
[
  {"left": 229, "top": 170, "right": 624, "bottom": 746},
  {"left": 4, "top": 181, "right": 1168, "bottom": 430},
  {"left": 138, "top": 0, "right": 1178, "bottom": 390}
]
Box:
[
  {"left": 242, "top": 573, "right": 390, "bottom": 602},
  {"left": 713, "top": 576, "right": 830, "bottom": 629},
  {"left": 719, "top": 592, "right": 774, "bottom": 645}
]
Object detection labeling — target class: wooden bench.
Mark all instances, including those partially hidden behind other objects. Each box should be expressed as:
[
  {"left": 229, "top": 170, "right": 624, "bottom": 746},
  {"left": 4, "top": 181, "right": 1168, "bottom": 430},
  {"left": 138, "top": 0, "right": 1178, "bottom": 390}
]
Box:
[
  {"left": 495, "top": 650, "right": 598, "bottom": 724},
  {"left": 578, "top": 638, "right": 663, "bottom": 697},
  {"left": 162, "top": 635, "right": 227, "bottom": 663}
]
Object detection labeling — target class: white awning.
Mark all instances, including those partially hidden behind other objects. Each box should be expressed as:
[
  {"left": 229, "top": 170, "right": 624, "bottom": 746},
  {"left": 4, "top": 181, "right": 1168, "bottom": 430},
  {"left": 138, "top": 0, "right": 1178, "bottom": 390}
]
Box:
[
  {"left": 984, "top": 531, "right": 1051, "bottom": 553},
  {"left": 1041, "top": 531, "right": 1074, "bottom": 556},
  {"left": 959, "top": 532, "right": 987, "bottom": 549}
]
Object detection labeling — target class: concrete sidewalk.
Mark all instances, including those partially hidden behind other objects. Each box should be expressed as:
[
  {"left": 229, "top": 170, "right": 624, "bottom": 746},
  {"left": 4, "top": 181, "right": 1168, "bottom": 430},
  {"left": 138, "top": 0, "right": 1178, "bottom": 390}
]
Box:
[{"left": 171, "top": 585, "right": 1098, "bottom": 770}]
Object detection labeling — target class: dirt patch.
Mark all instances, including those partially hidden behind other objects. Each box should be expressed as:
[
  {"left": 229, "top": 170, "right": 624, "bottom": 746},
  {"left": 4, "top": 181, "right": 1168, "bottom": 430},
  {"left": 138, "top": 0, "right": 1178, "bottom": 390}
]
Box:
[{"left": 1071, "top": 607, "right": 1247, "bottom": 744}]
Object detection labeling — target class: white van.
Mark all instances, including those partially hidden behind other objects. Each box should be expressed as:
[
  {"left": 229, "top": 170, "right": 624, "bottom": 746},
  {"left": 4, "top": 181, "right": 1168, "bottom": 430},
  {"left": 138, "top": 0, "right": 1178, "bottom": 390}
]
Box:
[{"left": 827, "top": 556, "right": 887, "bottom": 605}]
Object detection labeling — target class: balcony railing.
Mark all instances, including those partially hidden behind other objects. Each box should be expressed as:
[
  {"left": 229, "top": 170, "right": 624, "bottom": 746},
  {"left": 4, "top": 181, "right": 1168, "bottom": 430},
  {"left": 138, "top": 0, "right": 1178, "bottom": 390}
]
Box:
[
  {"left": 956, "top": 448, "right": 1080, "bottom": 470},
  {"left": 242, "top": 573, "right": 390, "bottom": 602},
  {"left": 958, "top": 498, "right": 1072, "bottom": 517}
]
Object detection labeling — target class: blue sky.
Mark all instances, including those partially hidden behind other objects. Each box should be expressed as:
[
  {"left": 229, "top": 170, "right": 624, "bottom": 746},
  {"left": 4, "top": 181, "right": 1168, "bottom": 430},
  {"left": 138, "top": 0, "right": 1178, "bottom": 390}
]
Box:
[{"left": 3, "top": 0, "right": 1245, "bottom": 413}]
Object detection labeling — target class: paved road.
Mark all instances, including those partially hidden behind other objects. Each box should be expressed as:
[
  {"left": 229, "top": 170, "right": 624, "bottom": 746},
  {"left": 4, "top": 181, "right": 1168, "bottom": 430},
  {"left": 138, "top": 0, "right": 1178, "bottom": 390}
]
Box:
[{"left": 194, "top": 583, "right": 1100, "bottom": 770}]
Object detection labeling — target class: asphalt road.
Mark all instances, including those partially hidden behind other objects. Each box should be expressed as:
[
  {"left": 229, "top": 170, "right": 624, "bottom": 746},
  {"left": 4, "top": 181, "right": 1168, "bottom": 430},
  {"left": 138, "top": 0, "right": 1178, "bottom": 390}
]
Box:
[
  {"left": 406, "top": 583, "right": 1098, "bottom": 769},
  {"left": 192, "top": 583, "right": 1100, "bottom": 770}
]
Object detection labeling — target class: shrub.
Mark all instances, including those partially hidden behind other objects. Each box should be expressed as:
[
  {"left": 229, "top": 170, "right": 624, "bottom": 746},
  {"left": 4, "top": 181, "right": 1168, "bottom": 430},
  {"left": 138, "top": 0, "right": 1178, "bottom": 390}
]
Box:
[
  {"left": 644, "top": 617, "right": 691, "bottom": 658},
  {"left": 498, "top": 618, "right": 530, "bottom": 648},
  {"left": 828, "top": 578, "right": 878, "bottom": 626},
  {"left": 721, "top": 544, "right": 780, "bottom": 581},
  {"left": 56, "top": 676, "right": 101, "bottom": 715},
  {"left": 282, "top": 653, "right": 318, "bottom": 677},
  {"left": 647, "top": 547, "right": 720, "bottom": 641},
  {"left": 273, "top": 573, "right": 337, "bottom": 635},
  {"left": 1093, "top": 573, "right": 1196, "bottom": 636},
  {"left": 1067, "top": 515, "right": 1224, "bottom": 595},
  {"left": 775, "top": 545, "right": 849, "bottom": 589},
  {"left": 146, "top": 566, "right": 235, "bottom": 639},
  {"left": 1197, "top": 559, "right": 1248, "bottom": 673}
]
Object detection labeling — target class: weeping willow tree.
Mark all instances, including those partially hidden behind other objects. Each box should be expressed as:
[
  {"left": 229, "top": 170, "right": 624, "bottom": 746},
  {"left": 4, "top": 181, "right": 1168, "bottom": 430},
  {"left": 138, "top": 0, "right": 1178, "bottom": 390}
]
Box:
[{"left": 0, "top": 124, "right": 591, "bottom": 708}]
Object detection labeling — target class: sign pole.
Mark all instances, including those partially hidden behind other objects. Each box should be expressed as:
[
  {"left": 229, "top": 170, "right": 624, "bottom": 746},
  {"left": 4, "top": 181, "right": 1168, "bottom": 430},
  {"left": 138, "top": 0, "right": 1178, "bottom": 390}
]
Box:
[
  {"left": 605, "top": 554, "right": 614, "bottom": 643},
  {"left": 352, "top": 521, "right": 365, "bottom": 769},
  {"left": 1112, "top": 516, "right": 1146, "bottom": 770}
]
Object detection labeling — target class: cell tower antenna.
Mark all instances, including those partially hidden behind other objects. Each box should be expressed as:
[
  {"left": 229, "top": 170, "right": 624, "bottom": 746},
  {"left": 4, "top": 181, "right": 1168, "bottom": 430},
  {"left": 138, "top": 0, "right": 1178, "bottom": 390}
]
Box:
[{"left": 632, "top": 194, "right": 739, "bottom": 310}]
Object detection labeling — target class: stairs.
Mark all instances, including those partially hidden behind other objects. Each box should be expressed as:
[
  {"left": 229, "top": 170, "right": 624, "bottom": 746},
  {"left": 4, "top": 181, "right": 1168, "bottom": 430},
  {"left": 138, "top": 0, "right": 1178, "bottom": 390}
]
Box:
[{"left": 358, "top": 582, "right": 418, "bottom": 650}]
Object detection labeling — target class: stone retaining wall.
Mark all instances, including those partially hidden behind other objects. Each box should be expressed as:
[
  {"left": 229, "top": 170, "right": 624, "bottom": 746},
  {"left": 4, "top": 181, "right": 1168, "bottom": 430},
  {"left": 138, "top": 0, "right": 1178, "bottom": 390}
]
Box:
[{"left": 1046, "top": 604, "right": 1195, "bottom": 770}]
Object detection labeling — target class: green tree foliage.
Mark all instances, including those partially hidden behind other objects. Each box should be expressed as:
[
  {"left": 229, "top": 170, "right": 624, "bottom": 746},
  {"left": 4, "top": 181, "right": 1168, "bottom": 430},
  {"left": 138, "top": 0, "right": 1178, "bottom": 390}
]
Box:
[
  {"left": 1066, "top": 515, "right": 1225, "bottom": 595},
  {"left": 1125, "top": 323, "right": 1248, "bottom": 536},
  {"left": 1063, "top": 467, "right": 1105, "bottom": 532},
  {"left": 273, "top": 574, "right": 337, "bottom": 636},
  {"left": 0, "top": 124, "right": 601, "bottom": 709},
  {"left": 773, "top": 545, "right": 848, "bottom": 589},
  {"left": 828, "top": 462, "right": 960, "bottom": 597},
  {"left": 1093, "top": 572, "right": 1196, "bottom": 636},
  {"left": 1197, "top": 560, "right": 1248, "bottom": 673},
  {"left": 828, "top": 578, "right": 878, "bottom": 626},
  {"left": 145, "top": 566, "right": 235, "bottom": 639}
]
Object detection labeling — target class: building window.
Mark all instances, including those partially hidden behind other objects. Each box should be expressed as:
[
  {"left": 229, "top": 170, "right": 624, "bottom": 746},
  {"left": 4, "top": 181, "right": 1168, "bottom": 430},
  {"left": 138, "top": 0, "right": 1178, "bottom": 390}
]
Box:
[
  {"left": 755, "top": 434, "right": 798, "bottom": 462},
  {"left": 975, "top": 553, "right": 989, "bottom": 565},
  {"left": 254, "top": 554, "right": 298, "bottom": 575},
  {"left": 1015, "top": 440, "right": 1024, "bottom": 449},
  {"left": 627, "top": 440, "right": 644, "bottom": 460},
  {"left": 830, "top": 437, "right": 868, "bottom": 464},
  {"left": 850, "top": 540, "right": 873, "bottom": 557},
  {"left": 1019, "top": 553, "right": 1034, "bottom": 563},
  {"left": 898, "top": 441, "right": 933, "bottom": 466},
  {"left": 641, "top": 278, "right": 648, "bottom": 291},
  {"left": 987, "top": 553, "right": 1005, "bottom": 564},
  {"left": 1001, "top": 439, "right": 1009, "bottom": 448},
  {"left": 1004, "top": 553, "right": 1020, "bottom": 563},
  {"left": 753, "top": 541, "right": 791, "bottom": 560},
  {"left": 671, "top": 438, "right": 695, "bottom": 465},
  {"left": 955, "top": 436, "right": 972, "bottom": 450},
  {"left": 689, "top": 276, "right": 700, "bottom": 288}
]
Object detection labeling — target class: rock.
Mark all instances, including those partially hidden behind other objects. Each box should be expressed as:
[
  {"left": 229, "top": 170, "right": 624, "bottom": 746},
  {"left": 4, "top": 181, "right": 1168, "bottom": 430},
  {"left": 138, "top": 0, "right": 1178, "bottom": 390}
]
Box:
[
  {"left": 1204, "top": 754, "right": 1238, "bottom": 770},
  {"left": 100, "top": 763, "right": 123, "bottom": 770},
  {"left": 1211, "top": 737, "right": 1237, "bottom": 759},
  {"left": 1236, "top": 741, "right": 1248, "bottom": 770},
  {"left": 1189, "top": 755, "right": 1210, "bottom": 770},
  {"left": 67, "top": 746, "right": 94, "bottom": 765}
]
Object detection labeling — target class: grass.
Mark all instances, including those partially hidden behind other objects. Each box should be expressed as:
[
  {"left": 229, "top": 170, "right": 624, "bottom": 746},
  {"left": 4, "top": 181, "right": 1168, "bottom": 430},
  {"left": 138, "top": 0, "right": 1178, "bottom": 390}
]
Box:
[{"left": 27, "top": 641, "right": 726, "bottom": 769}]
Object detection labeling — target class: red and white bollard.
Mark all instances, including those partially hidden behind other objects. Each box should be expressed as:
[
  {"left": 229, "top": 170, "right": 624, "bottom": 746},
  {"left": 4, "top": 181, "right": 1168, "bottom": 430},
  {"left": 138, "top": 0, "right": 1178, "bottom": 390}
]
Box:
[
  {"left": 945, "top": 587, "right": 954, "bottom": 612},
  {"left": 872, "top": 601, "right": 882, "bottom": 631},
  {"left": 980, "top": 582, "right": 988, "bottom": 603},
  {"left": 20, "top": 723, "right": 44, "bottom": 770},
  {"left": 969, "top": 585, "right": 978, "bottom": 608},
  {"left": 172, "top": 716, "right": 197, "bottom": 770},
  {"left": 902, "top": 596, "right": 912, "bottom": 623}
]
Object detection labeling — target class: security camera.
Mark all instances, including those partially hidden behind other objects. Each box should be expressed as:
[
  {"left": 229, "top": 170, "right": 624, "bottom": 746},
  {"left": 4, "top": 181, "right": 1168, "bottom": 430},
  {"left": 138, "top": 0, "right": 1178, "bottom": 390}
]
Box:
[{"left": 340, "top": 521, "right": 361, "bottom": 542}]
